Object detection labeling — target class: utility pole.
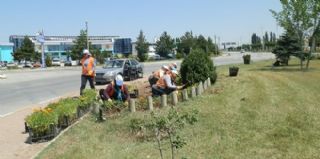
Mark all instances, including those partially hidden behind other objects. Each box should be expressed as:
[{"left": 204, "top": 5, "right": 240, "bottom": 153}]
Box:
[
  {"left": 36, "top": 30, "right": 45, "bottom": 68},
  {"left": 214, "top": 35, "right": 218, "bottom": 54},
  {"left": 86, "top": 21, "right": 89, "bottom": 50}
]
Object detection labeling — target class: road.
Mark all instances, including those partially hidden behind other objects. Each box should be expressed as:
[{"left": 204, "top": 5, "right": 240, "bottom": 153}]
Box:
[{"left": 0, "top": 52, "right": 274, "bottom": 116}]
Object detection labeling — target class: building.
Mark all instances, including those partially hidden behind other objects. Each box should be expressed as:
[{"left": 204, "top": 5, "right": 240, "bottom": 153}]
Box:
[
  {"left": 0, "top": 43, "right": 14, "bottom": 62},
  {"left": 9, "top": 35, "right": 132, "bottom": 60}
]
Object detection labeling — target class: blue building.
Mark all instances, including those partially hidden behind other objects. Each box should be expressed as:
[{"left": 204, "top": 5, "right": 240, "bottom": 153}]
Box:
[
  {"left": 0, "top": 43, "right": 14, "bottom": 62},
  {"left": 9, "top": 35, "right": 132, "bottom": 60}
]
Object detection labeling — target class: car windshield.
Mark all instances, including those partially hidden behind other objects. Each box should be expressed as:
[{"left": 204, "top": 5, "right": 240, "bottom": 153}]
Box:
[{"left": 104, "top": 60, "right": 124, "bottom": 68}]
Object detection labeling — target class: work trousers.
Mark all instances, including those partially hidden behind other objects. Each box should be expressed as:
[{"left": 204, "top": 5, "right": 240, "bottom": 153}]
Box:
[{"left": 80, "top": 75, "right": 95, "bottom": 95}]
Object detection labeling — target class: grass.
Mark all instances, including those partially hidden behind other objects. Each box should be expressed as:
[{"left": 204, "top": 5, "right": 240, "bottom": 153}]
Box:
[{"left": 36, "top": 58, "right": 320, "bottom": 159}]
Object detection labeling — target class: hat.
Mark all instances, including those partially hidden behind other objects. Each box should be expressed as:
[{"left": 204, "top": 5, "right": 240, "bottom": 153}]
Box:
[
  {"left": 161, "top": 65, "right": 169, "bottom": 71},
  {"left": 172, "top": 63, "right": 177, "bottom": 68},
  {"left": 115, "top": 74, "right": 124, "bottom": 86},
  {"left": 83, "top": 49, "right": 91, "bottom": 56}
]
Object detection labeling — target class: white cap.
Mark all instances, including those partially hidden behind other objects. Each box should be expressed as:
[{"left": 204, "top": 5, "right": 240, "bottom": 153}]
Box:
[
  {"left": 83, "top": 49, "right": 91, "bottom": 55},
  {"left": 115, "top": 74, "right": 124, "bottom": 86},
  {"left": 161, "top": 65, "right": 169, "bottom": 71}
]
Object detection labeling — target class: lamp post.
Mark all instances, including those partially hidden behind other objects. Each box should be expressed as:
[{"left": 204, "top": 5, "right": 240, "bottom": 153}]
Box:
[
  {"left": 36, "top": 30, "right": 45, "bottom": 68},
  {"left": 86, "top": 21, "right": 89, "bottom": 50}
]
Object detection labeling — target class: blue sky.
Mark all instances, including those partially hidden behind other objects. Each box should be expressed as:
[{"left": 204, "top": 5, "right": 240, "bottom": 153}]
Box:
[{"left": 0, "top": 0, "right": 282, "bottom": 43}]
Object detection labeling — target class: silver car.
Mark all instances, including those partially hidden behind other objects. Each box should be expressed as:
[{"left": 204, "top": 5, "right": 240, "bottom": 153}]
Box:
[{"left": 95, "top": 59, "right": 143, "bottom": 84}]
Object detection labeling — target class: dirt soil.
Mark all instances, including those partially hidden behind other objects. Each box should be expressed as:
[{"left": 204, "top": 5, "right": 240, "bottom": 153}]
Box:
[{"left": 0, "top": 78, "right": 150, "bottom": 159}]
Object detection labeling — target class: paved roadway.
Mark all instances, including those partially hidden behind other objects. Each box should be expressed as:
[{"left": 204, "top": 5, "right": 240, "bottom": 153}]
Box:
[{"left": 0, "top": 52, "right": 274, "bottom": 116}]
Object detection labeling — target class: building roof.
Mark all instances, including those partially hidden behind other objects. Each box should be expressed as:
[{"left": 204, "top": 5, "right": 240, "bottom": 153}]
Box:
[
  {"left": 0, "top": 42, "right": 14, "bottom": 46},
  {"left": 9, "top": 35, "right": 121, "bottom": 41}
]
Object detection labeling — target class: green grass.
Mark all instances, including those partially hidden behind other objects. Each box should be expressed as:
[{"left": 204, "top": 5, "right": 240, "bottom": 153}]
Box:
[{"left": 36, "top": 59, "right": 320, "bottom": 159}]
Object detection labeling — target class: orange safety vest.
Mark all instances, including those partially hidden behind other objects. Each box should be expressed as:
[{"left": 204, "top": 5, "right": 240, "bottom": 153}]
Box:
[
  {"left": 156, "top": 76, "right": 167, "bottom": 89},
  {"left": 107, "top": 83, "right": 125, "bottom": 97},
  {"left": 81, "top": 57, "right": 95, "bottom": 77},
  {"left": 153, "top": 69, "right": 165, "bottom": 79}
]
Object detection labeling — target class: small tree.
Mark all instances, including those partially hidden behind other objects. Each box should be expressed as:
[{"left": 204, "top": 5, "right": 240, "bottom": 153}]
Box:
[
  {"left": 135, "top": 30, "right": 149, "bottom": 62},
  {"left": 130, "top": 109, "right": 198, "bottom": 159},
  {"left": 156, "top": 31, "right": 175, "bottom": 58},
  {"left": 180, "top": 49, "right": 217, "bottom": 85},
  {"left": 272, "top": 32, "right": 303, "bottom": 65},
  {"left": 45, "top": 55, "right": 52, "bottom": 67},
  {"left": 71, "top": 30, "right": 89, "bottom": 60}
]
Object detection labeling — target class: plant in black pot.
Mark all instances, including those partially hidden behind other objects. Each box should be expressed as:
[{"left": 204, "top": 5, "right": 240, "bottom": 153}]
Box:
[
  {"left": 242, "top": 54, "right": 251, "bottom": 64},
  {"left": 229, "top": 66, "right": 239, "bottom": 77}
]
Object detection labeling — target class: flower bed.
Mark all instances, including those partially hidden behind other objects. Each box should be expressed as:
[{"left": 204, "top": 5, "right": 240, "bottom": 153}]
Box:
[{"left": 24, "top": 89, "right": 97, "bottom": 143}]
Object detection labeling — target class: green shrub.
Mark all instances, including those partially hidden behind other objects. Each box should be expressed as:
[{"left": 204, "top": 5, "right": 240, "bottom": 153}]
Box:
[
  {"left": 79, "top": 89, "right": 97, "bottom": 108},
  {"left": 242, "top": 54, "right": 251, "bottom": 64},
  {"left": 25, "top": 108, "right": 58, "bottom": 136},
  {"left": 176, "top": 52, "right": 184, "bottom": 59},
  {"left": 45, "top": 55, "right": 52, "bottom": 67},
  {"left": 180, "top": 49, "right": 217, "bottom": 85},
  {"left": 55, "top": 98, "right": 79, "bottom": 119}
]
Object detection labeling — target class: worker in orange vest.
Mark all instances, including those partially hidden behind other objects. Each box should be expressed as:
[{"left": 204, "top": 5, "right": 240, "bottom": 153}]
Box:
[
  {"left": 80, "top": 49, "right": 96, "bottom": 95},
  {"left": 152, "top": 69, "right": 184, "bottom": 96},
  {"left": 148, "top": 65, "right": 169, "bottom": 87},
  {"left": 99, "top": 74, "right": 130, "bottom": 102}
]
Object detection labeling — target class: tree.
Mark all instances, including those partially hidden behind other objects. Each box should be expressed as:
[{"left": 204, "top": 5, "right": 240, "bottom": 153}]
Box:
[
  {"left": 207, "top": 37, "right": 218, "bottom": 55},
  {"left": 71, "top": 30, "right": 88, "bottom": 60},
  {"left": 12, "top": 36, "right": 38, "bottom": 62},
  {"left": 251, "top": 33, "right": 262, "bottom": 51},
  {"left": 272, "top": 32, "right": 302, "bottom": 65},
  {"left": 135, "top": 30, "right": 149, "bottom": 62},
  {"left": 155, "top": 31, "right": 175, "bottom": 57},
  {"left": 271, "top": 0, "right": 320, "bottom": 69},
  {"left": 180, "top": 49, "right": 217, "bottom": 85},
  {"left": 176, "top": 31, "right": 195, "bottom": 56}
]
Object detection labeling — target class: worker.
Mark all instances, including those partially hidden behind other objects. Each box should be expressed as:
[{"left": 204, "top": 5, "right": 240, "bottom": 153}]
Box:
[
  {"left": 169, "top": 62, "right": 178, "bottom": 70},
  {"left": 99, "top": 74, "right": 130, "bottom": 102},
  {"left": 148, "top": 65, "right": 169, "bottom": 87},
  {"left": 80, "top": 49, "right": 96, "bottom": 95},
  {"left": 152, "top": 69, "right": 184, "bottom": 96}
]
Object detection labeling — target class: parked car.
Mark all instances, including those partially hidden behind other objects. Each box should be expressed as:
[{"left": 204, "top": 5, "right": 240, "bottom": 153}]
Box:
[
  {"left": 52, "top": 58, "right": 61, "bottom": 66},
  {"left": 64, "top": 60, "right": 72, "bottom": 66},
  {"left": 95, "top": 59, "right": 143, "bottom": 84},
  {"left": 148, "top": 54, "right": 161, "bottom": 60}
]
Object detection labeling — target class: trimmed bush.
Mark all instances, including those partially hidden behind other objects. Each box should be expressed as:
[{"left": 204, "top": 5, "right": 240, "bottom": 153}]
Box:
[
  {"left": 242, "top": 54, "right": 251, "bottom": 64},
  {"left": 180, "top": 49, "right": 217, "bottom": 85}
]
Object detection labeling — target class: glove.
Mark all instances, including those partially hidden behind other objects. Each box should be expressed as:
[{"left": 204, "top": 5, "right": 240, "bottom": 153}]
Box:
[{"left": 124, "top": 101, "right": 129, "bottom": 107}]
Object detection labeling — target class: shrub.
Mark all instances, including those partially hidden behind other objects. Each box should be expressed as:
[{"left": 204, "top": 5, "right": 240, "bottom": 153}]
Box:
[
  {"left": 242, "top": 54, "right": 251, "bottom": 64},
  {"left": 79, "top": 89, "right": 97, "bottom": 108},
  {"left": 25, "top": 108, "right": 58, "bottom": 136},
  {"left": 45, "top": 55, "right": 52, "bottom": 67},
  {"left": 176, "top": 52, "right": 184, "bottom": 59},
  {"left": 180, "top": 49, "right": 217, "bottom": 85},
  {"left": 55, "top": 98, "right": 79, "bottom": 119}
]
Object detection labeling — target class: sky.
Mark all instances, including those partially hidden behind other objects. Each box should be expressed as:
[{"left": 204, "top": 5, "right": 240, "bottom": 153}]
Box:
[{"left": 0, "top": 0, "right": 283, "bottom": 44}]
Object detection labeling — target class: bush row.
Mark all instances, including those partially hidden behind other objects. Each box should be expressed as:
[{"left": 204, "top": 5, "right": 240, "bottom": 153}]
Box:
[{"left": 25, "top": 89, "right": 97, "bottom": 143}]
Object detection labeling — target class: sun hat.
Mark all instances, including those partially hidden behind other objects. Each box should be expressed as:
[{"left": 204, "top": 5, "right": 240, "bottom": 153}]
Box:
[
  {"left": 161, "top": 65, "right": 169, "bottom": 71},
  {"left": 115, "top": 74, "right": 124, "bottom": 86},
  {"left": 83, "top": 49, "right": 91, "bottom": 56}
]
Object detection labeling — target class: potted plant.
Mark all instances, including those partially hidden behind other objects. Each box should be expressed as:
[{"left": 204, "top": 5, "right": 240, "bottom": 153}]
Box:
[
  {"left": 229, "top": 66, "right": 239, "bottom": 77},
  {"left": 242, "top": 54, "right": 251, "bottom": 64}
]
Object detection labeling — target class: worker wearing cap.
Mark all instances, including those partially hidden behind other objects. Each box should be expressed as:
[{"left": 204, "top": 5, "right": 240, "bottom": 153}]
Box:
[
  {"left": 148, "top": 65, "right": 169, "bottom": 87},
  {"left": 80, "top": 49, "right": 96, "bottom": 95},
  {"left": 152, "top": 69, "right": 184, "bottom": 96},
  {"left": 169, "top": 62, "right": 178, "bottom": 70},
  {"left": 99, "top": 74, "right": 130, "bottom": 102}
]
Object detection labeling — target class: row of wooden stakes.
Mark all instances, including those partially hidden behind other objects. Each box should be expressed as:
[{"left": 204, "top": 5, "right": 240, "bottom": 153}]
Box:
[{"left": 128, "top": 78, "right": 212, "bottom": 112}]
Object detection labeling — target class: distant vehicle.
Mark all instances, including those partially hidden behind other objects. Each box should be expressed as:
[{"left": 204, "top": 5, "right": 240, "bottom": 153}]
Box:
[
  {"left": 148, "top": 54, "right": 161, "bottom": 60},
  {"left": 32, "top": 62, "right": 41, "bottom": 68},
  {"left": 240, "top": 49, "right": 245, "bottom": 53},
  {"left": 52, "top": 58, "right": 61, "bottom": 66},
  {"left": 64, "top": 60, "right": 72, "bottom": 66},
  {"left": 95, "top": 59, "right": 143, "bottom": 84}
]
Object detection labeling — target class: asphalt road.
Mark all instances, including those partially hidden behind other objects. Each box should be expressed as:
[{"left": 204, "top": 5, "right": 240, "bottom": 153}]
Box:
[{"left": 0, "top": 52, "right": 274, "bottom": 116}]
